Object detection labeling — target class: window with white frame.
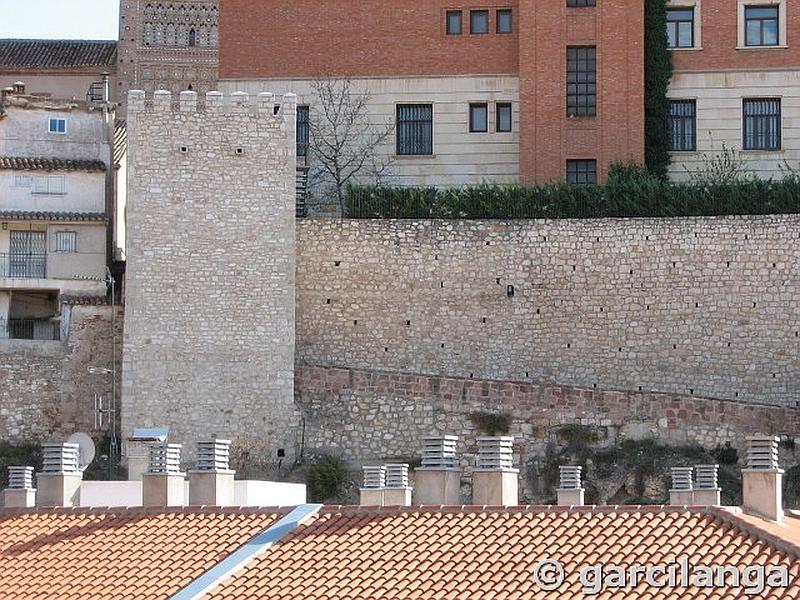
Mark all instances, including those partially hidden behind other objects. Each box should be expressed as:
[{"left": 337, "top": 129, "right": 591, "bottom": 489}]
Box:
[
  {"left": 48, "top": 118, "right": 67, "bottom": 134},
  {"left": 55, "top": 231, "right": 77, "bottom": 253},
  {"left": 33, "top": 175, "right": 65, "bottom": 195},
  {"left": 666, "top": 8, "right": 695, "bottom": 48},
  {"left": 13, "top": 174, "right": 32, "bottom": 188},
  {"left": 737, "top": 0, "right": 785, "bottom": 48}
]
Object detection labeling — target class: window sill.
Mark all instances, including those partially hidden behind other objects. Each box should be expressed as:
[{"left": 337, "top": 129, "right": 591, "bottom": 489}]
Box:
[
  {"left": 31, "top": 192, "right": 67, "bottom": 196},
  {"left": 736, "top": 44, "right": 788, "bottom": 50},
  {"left": 670, "top": 46, "right": 703, "bottom": 51},
  {"left": 739, "top": 148, "right": 784, "bottom": 154},
  {"left": 669, "top": 150, "right": 699, "bottom": 154},
  {"left": 395, "top": 154, "right": 437, "bottom": 159}
]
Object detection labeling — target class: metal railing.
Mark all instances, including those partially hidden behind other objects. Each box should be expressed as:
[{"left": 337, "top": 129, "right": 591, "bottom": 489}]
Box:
[
  {"left": 0, "top": 318, "right": 61, "bottom": 341},
  {"left": 296, "top": 165, "right": 310, "bottom": 218},
  {"left": 0, "top": 253, "right": 47, "bottom": 279}
]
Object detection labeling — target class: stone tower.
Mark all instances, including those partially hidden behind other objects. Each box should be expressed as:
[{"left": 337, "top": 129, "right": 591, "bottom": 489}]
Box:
[
  {"left": 123, "top": 89, "right": 298, "bottom": 474},
  {"left": 117, "top": 0, "right": 219, "bottom": 114}
]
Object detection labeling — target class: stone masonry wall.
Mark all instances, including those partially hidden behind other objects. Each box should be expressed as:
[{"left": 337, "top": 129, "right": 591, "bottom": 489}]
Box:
[
  {"left": 123, "top": 89, "right": 298, "bottom": 467},
  {"left": 0, "top": 305, "right": 122, "bottom": 442},
  {"left": 296, "top": 216, "right": 800, "bottom": 406}
]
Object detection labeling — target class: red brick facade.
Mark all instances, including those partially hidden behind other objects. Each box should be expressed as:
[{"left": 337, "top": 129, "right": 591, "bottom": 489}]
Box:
[{"left": 219, "top": 0, "right": 644, "bottom": 184}]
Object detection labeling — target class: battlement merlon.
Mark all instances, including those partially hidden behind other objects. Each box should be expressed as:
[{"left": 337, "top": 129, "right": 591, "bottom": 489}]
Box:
[{"left": 126, "top": 89, "right": 297, "bottom": 120}]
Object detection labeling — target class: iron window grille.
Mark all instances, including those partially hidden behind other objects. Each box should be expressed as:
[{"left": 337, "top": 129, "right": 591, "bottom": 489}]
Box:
[
  {"left": 469, "top": 103, "right": 488, "bottom": 133},
  {"left": 567, "top": 159, "right": 598, "bottom": 184},
  {"left": 496, "top": 103, "right": 512, "bottom": 132},
  {"left": 567, "top": 46, "right": 597, "bottom": 117},
  {"left": 567, "top": 0, "right": 596, "bottom": 6},
  {"left": 55, "top": 231, "right": 77, "bottom": 253},
  {"left": 397, "top": 104, "right": 434, "bottom": 155},
  {"left": 745, "top": 5, "right": 779, "bottom": 46},
  {"left": 496, "top": 9, "right": 513, "bottom": 33},
  {"left": 743, "top": 98, "right": 781, "bottom": 150},
  {"left": 470, "top": 10, "right": 489, "bottom": 34},
  {"left": 668, "top": 99, "right": 697, "bottom": 151},
  {"left": 297, "top": 106, "right": 309, "bottom": 157},
  {"left": 666, "top": 8, "right": 695, "bottom": 48},
  {"left": 446, "top": 10, "right": 463, "bottom": 35}
]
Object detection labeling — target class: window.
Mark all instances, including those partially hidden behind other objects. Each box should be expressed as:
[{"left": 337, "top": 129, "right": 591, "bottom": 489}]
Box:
[
  {"left": 32, "top": 176, "right": 65, "bottom": 195},
  {"left": 13, "top": 174, "right": 32, "bottom": 188},
  {"left": 469, "top": 103, "right": 488, "bottom": 133},
  {"left": 567, "top": 46, "right": 597, "bottom": 117},
  {"left": 297, "top": 106, "right": 309, "bottom": 157},
  {"left": 567, "top": 0, "right": 596, "bottom": 6},
  {"left": 668, "top": 100, "right": 696, "bottom": 151},
  {"left": 666, "top": 8, "right": 695, "bottom": 48},
  {"left": 745, "top": 5, "right": 779, "bottom": 46},
  {"left": 496, "top": 103, "right": 512, "bottom": 132},
  {"left": 743, "top": 98, "right": 781, "bottom": 150},
  {"left": 55, "top": 231, "right": 77, "bottom": 253},
  {"left": 567, "top": 159, "right": 598, "bottom": 184},
  {"left": 48, "top": 118, "right": 67, "bottom": 134},
  {"left": 470, "top": 10, "right": 489, "bottom": 34},
  {"left": 496, "top": 9, "right": 513, "bottom": 33},
  {"left": 397, "top": 104, "right": 433, "bottom": 155},
  {"left": 188, "top": 28, "right": 197, "bottom": 47},
  {"left": 446, "top": 10, "right": 463, "bottom": 35}
]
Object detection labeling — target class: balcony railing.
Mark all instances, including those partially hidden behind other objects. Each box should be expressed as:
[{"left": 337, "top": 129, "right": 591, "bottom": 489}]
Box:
[
  {"left": 0, "top": 318, "right": 61, "bottom": 341},
  {"left": 0, "top": 253, "right": 47, "bottom": 279}
]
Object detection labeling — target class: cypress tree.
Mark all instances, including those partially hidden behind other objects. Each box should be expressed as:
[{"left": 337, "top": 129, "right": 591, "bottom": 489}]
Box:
[{"left": 644, "top": 0, "right": 674, "bottom": 180}]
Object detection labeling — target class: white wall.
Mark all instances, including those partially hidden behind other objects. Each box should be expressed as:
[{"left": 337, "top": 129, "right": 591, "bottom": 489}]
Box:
[
  {"left": 668, "top": 69, "right": 800, "bottom": 181},
  {"left": 220, "top": 76, "right": 521, "bottom": 187},
  {"left": 0, "top": 170, "right": 106, "bottom": 213}
]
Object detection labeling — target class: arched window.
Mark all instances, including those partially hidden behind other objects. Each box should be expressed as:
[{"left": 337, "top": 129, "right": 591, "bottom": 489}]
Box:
[{"left": 188, "top": 28, "right": 197, "bottom": 47}]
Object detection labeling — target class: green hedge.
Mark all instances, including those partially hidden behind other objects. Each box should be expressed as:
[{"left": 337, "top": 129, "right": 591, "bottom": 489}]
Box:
[{"left": 346, "top": 165, "right": 800, "bottom": 219}]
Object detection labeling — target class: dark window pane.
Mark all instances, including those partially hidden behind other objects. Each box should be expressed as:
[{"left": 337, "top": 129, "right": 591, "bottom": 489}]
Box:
[
  {"left": 743, "top": 98, "right": 781, "bottom": 150},
  {"left": 296, "top": 106, "right": 309, "bottom": 157},
  {"left": 744, "top": 5, "right": 779, "bottom": 46},
  {"left": 567, "top": 159, "right": 598, "bottom": 184},
  {"left": 567, "top": 0, "right": 596, "bottom": 6},
  {"left": 470, "top": 10, "right": 489, "bottom": 34},
  {"left": 566, "top": 46, "right": 596, "bottom": 116},
  {"left": 497, "top": 9, "right": 513, "bottom": 33},
  {"left": 496, "top": 103, "right": 512, "bottom": 132},
  {"left": 446, "top": 10, "right": 462, "bottom": 35},
  {"left": 397, "top": 104, "right": 434, "bottom": 155},
  {"left": 667, "top": 99, "right": 696, "bottom": 151},
  {"left": 469, "top": 103, "right": 488, "bottom": 132}
]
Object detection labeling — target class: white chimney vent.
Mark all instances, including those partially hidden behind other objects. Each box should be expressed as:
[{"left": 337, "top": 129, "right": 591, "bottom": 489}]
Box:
[
  {"left": 8, "top": 466, "right": 34, "bottom": 490},
  {"left": 195, "top": 440, "right": 232, "bottom": 472},
  {"left": 421, "top": 435, "right": 458, "bottom": 468},
  {"left": 695, "top": 464, "right": 719, "bottom": 489},
  {"left": 476, "top": 437, "right": 514, "bottom": 470},
  {"left": 41, "top": 443, "right": 80, "bottom": 475},
  {"left": 671, "top": 467, "right": 694, "bottom": 491},
  {"left": 559, "top": 466, "right": 582, "bottom": 490},
  {"left": 362, "top": 466, "right": 386, "bottom": 489},
  {"left": 385, "top": 464, "right": 409, "bottom": 488},
  {"left": 148, "top": 443, "right": 183, "bottom": 474},
  {"left": 746, "top": 436, "right": 780, "bottom": 470}
]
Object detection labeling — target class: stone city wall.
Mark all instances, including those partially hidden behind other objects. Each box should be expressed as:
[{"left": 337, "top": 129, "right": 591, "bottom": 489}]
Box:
[{"left": 296, "top": 216, "right": 800, "bottom": 407}]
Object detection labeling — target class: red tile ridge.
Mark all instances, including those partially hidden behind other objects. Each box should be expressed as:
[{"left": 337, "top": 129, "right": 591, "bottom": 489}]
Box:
[
  {"left": 0, "top": 505, "right": 294, "bottom": 517},
  {"left": 318, "top": 504, "right": 722, "bottom": 516},
  {"left": 711, "top": 506, "right": 800, "bottom": 559}
]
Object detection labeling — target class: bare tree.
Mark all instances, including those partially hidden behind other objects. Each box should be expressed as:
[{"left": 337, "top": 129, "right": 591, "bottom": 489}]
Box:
[{"left": 307, "top": 78, "right": 394, "bottom": 216}]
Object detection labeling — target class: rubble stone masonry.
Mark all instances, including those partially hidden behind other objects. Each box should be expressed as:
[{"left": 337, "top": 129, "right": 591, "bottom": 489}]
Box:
[{"left": 122, "top": 90, "right": 298, "bottom": 467}]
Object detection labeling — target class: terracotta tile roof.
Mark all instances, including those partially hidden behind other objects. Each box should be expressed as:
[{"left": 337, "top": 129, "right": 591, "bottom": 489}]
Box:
[
  {"left": 0, "top": 210, "right": 106, "bottom": 222},
  {"left": 0, "top": 156, "right": 106, "bottom": 172},
  {"left": 0, "top": 39, "right": 117, "bottom": 71},
  {"left": 0, "top": 507, "right": 284, "bottom": 600},
  {"left": 206, "top": 505, "right": 800, "bottom": 599}
]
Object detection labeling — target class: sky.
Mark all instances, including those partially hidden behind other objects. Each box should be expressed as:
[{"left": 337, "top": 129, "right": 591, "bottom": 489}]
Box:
[{"left": 0, "top": 0, "right": 119, "bottom": 40}]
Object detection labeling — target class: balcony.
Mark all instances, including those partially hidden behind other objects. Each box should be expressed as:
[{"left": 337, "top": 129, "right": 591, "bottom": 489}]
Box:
[
  {"left": 0, "top": 318, "right": 60, "bottom": 341},
  {"left": 0, "top": 253, "right": 47, "bottom": 279}
]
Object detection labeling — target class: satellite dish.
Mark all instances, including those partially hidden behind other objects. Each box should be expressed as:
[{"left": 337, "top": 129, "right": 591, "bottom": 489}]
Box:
[{"left": 67, "top": 432, "right": 96, "bottom": 471}]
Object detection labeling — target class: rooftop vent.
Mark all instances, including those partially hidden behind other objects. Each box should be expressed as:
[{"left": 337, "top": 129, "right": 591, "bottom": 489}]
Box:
[
  {"left": 148, "top": 443, "right": 183, "bottom": 475},
  {"left": 195, "top": 439, "right": 232, "bottom": 472},
  {"left": 476, "top": 436, "right": 514, "bottom": 470},
  {"left": 746, "top": 436, "right": 780, "bottom": 470},
  {"left": 362, "top": 466, "right": 386, "bottom": 489},
  {"left": 385, "top": 464, "right": 409, "bottom": 488},
  {"left": 8, "top": 466, "right": 34, "bottom": 490},
  {"left": 41, "top": 443, "right": 80, "bottom": 475},
  {"left": 671, "top": 467, "right": 694, "bottom": 491},
  {"left": 421, "top": 435, "right": 458, "bottom": 468},
  {"left": 559, "top": 466, "right": 583, "bottom": 490},
  {"left": 695, "top": 464, "right": 719, "bottom": 490}
]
